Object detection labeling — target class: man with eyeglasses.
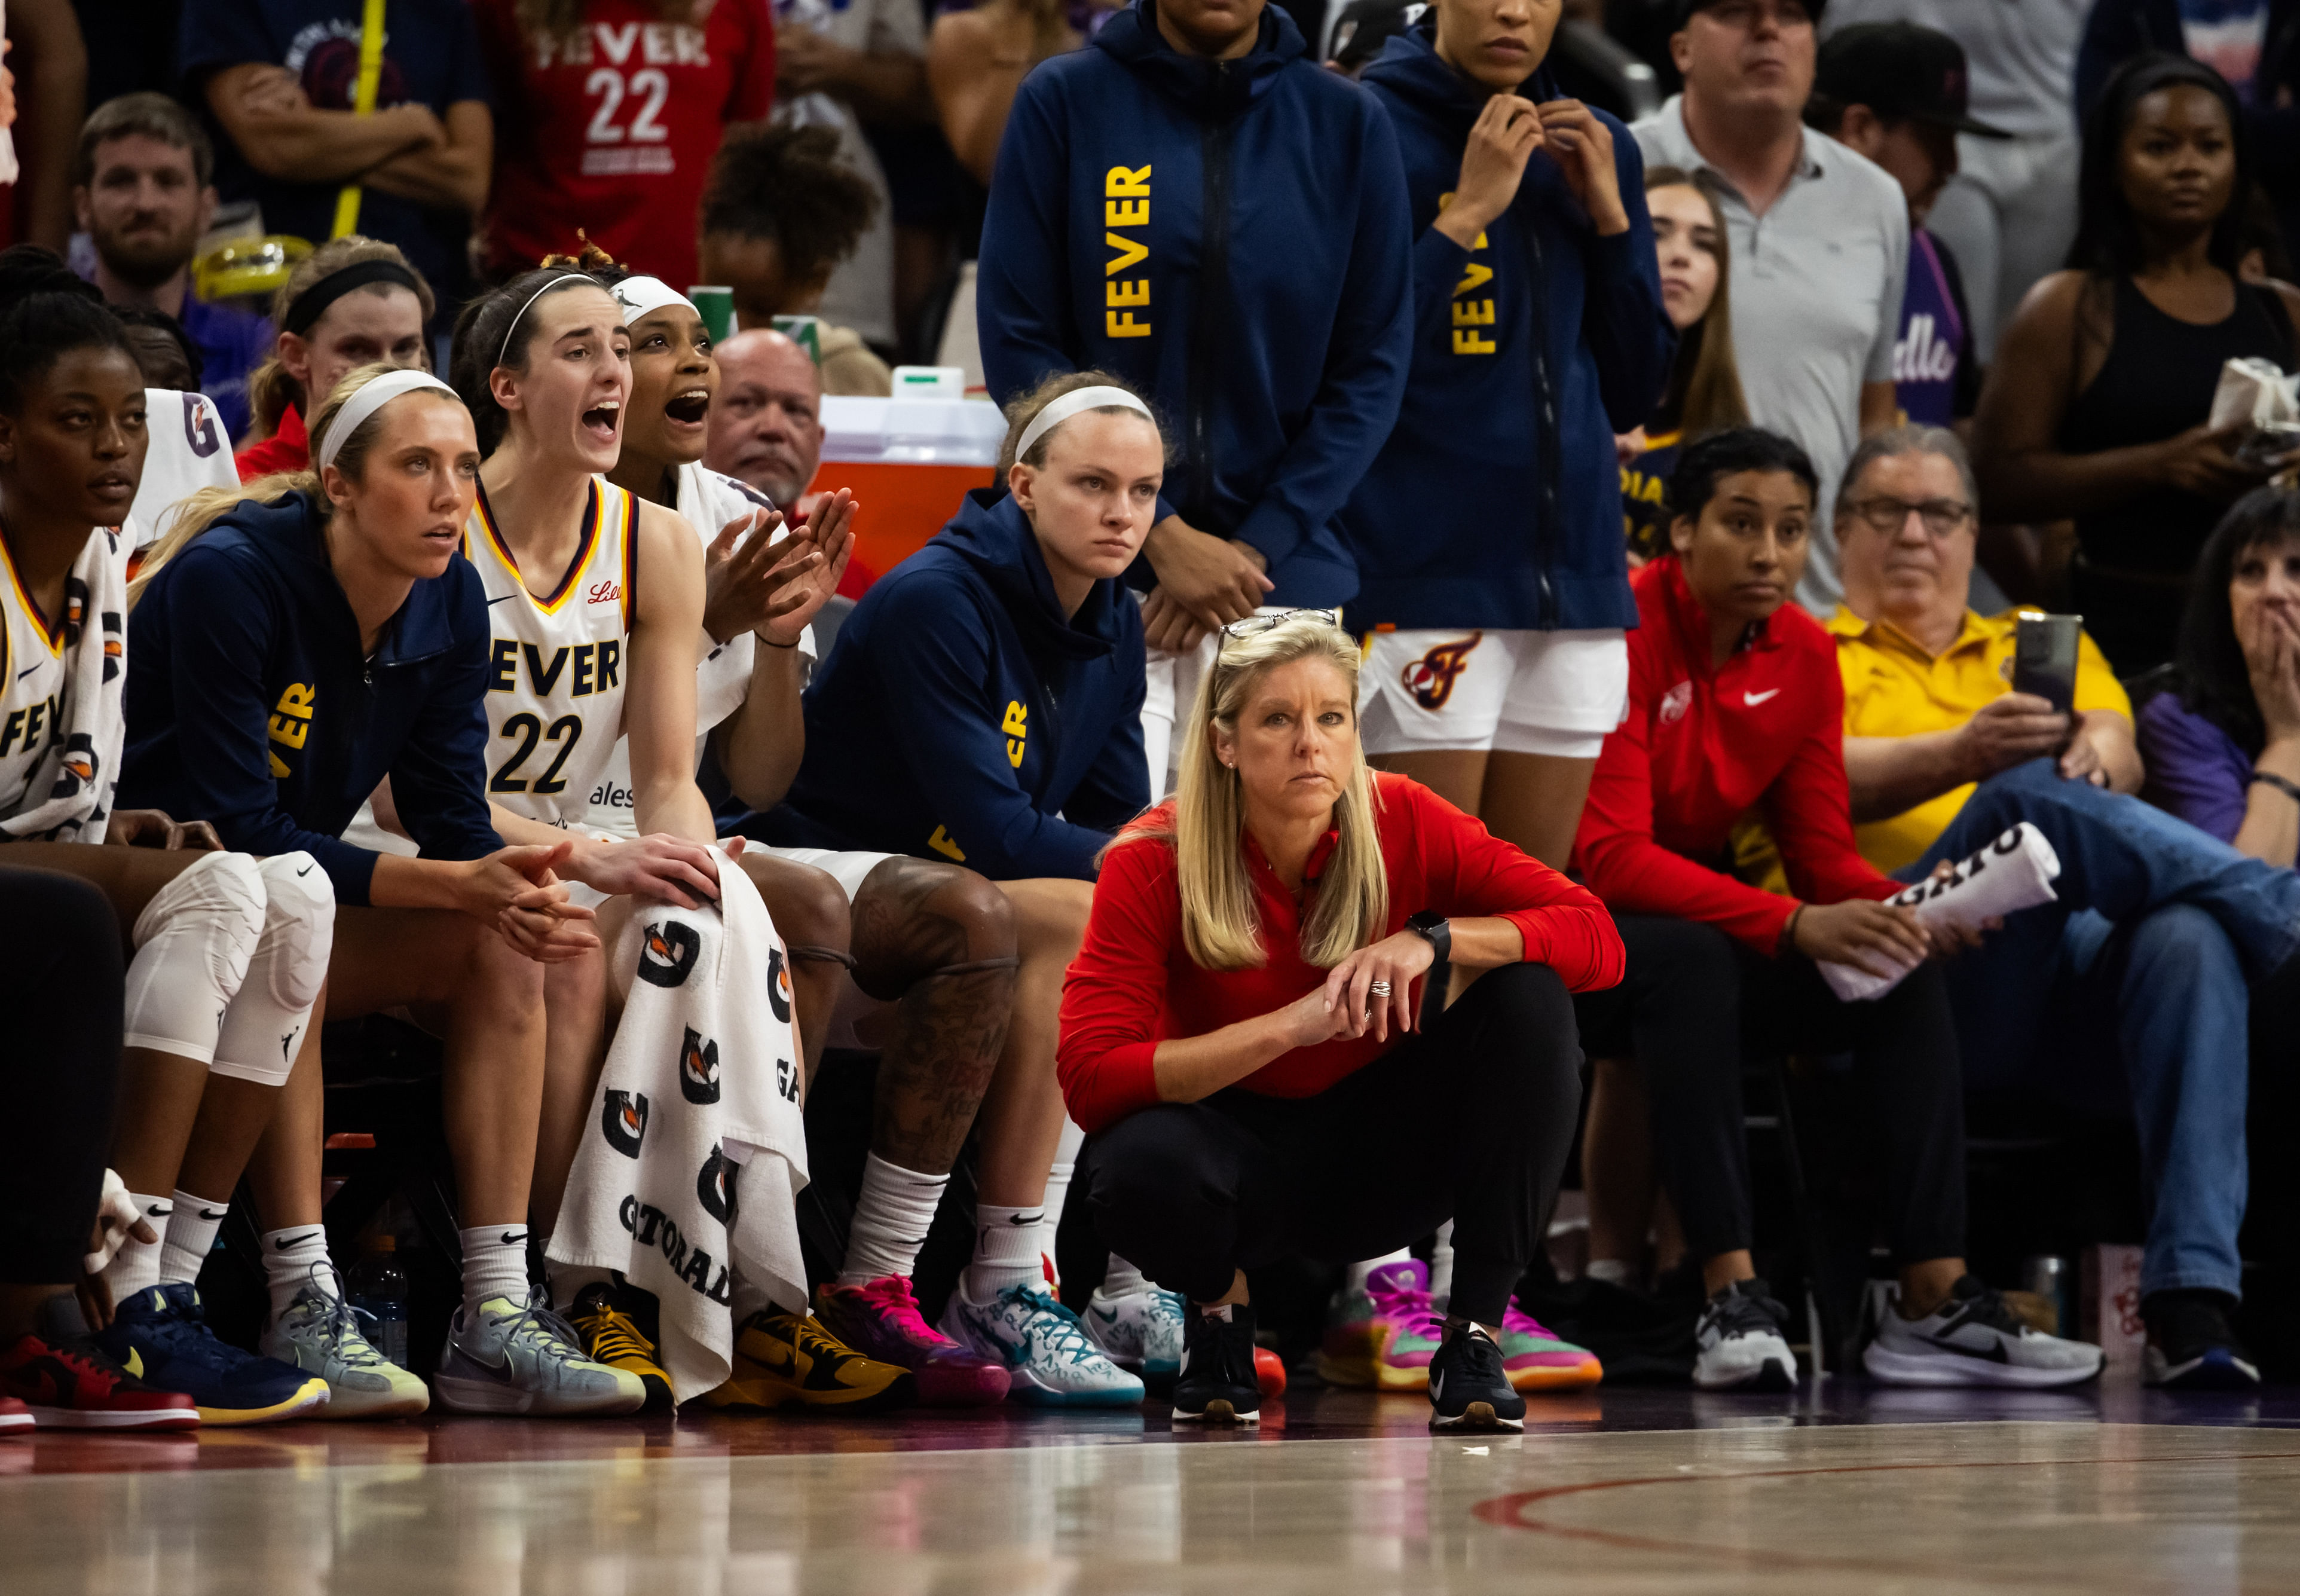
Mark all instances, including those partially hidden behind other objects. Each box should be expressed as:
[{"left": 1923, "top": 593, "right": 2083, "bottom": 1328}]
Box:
[
  {"left": 1629, "top": 0, "right": 1907, "bottom": 613},
  {"left": 1827, "top": 424, "right": 2300, "bottom": 1392}
]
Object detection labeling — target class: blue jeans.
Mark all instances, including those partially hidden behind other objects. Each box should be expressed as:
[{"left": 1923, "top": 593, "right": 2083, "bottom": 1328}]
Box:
[{"left": 1899, "top": 758, "right": 2300, "bottom": 1301}]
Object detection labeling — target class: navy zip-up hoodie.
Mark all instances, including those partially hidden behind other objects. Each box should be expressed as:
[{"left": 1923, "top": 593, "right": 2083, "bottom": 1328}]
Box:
[
  {"left": 977, "top": 0, "right": 1414, "bottom": 607},
  {"left": 119, "top": 493, "right": 501, "bottom": 904},
  {"left": 758, "top": 490, "right": 1149, "bottom": 882},
  {"left": 1342, "top": 23, "right": 1672, "bottom": 632}
]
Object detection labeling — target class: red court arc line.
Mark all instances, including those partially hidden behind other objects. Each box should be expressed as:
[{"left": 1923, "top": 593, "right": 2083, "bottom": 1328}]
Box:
[{"left": 1471, "top": 1448, "right": 2300, "bottom": 1589}]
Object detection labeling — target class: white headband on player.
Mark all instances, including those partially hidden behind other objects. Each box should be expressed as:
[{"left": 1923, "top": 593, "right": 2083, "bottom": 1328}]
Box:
[
  {"left": 1013, "top": 386, "right": 1155, "bottom": 463},
  {"left": 610, "top": 275, "right": 699, "bottom": 324},
  {"left": 314, "top": 369, "right": 460, "bottom": 472}
]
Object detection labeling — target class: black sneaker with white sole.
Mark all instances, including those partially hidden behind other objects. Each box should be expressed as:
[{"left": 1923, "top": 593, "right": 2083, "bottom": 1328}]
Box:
[
  {"left": 1171, "top": 1303, "right": 1260, "bottom": 1426},
  {"left": 1427, "top": 1322, "right": 1526, "bottom": 1432},
  {"left": 2143, "top": 1290, "right": 2260, "bottom": 1390},
  {"left": 1863, "top": 1274, "right": 2103, "bottom": 1388},
  {"left": 1693, "top": 1277, "right": 1797, "bottom": 1391}
]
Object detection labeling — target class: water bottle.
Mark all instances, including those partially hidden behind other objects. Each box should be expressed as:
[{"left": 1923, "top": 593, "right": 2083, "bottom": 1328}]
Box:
[{"left": 351, "top": 1239, "right": 410, "bottom": 1369}]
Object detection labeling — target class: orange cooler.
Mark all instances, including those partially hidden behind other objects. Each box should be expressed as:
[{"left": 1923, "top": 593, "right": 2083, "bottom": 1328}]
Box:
[{"left": 809, "top": 392, "right": 1006, "bottom": 592}]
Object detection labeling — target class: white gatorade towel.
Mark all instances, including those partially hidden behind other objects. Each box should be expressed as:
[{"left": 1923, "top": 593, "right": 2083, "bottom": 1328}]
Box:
[
  {"left": 1819, "top": 822, "right": 2062, "bottom": 1002},
  {"left": 547, "top": 850, "right": 809, "bottom": 1399}
]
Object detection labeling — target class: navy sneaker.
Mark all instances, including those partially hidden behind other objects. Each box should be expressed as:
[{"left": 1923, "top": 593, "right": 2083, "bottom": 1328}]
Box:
[
  {"left": 1170, "top": 1302, "right": 1260, "bottom": 1426},
  {"left": 2143, "top": 1291, "right": 2261, "bottom": 1390},
  {"left": 97, "top": 1283, "right": 329, "bottom": 1426},
  {"left": 1427, "top": 1320, "right": 1528, "bottom": 1433}
]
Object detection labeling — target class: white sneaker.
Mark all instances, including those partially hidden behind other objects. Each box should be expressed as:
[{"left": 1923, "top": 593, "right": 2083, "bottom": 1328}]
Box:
[
  {"left": 1863, "top": 1276, "right": 2105, "bottom": 1389},
  {"left": 1082, "top": 1283, "right": 1185, "bottom": 1380},
  {"left": 1693, "top": 1277, "right": 1799, "bottom": 1391},
  {"left": 432, "top": 1294, "right": 647, "bottom": 1416},
  {"left": 262, "top": 1266, "right": 429, "bottom": 1419},
  {"left": 937, "top": 1282, "right": 1145, "bottom": 1408}
]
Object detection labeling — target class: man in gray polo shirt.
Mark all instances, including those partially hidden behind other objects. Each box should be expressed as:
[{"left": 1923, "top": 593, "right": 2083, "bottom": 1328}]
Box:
[{"left": 1631, "top": 0, "right": 1906, "bottom": 612}]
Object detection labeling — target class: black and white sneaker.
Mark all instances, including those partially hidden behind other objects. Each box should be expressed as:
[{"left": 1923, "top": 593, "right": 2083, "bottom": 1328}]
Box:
[
  {"left": 2143, "top": 1291, "right": 2260, "bottom": 1390},
  {"left": 1693, "top": 1277, "right": 1797, "bottom": 1391},
  {"left": 1427, "top": 1322, "right": 1526, "bottom": 1432},
  {"left": 1864, "top": 1274, "right": 2103, "bottom": 1388},
  {"left": 1171, "top": 1303, "right": 1261, "bottom": 1426}
]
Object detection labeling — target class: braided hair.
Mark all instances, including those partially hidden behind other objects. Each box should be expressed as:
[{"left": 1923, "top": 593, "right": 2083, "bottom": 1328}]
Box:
[{"left": 0, "top": 245, "right": 139, "bottom": 414}]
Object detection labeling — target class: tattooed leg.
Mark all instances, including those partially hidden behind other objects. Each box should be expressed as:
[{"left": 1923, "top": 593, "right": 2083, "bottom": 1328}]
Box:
[{"left": 738, "top": 852, "right": 856, "bottom": 1090}]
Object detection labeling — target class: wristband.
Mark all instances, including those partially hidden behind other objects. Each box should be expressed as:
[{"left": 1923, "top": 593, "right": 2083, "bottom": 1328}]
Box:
[
  {"left": 1778, "top": 903, "right": 1806, "bottom": 958},
  {"left": 761, "top": 635, "right": 801, "bottom": 650},
  {"left": 2251, "top": 771, "right": 2300, "bottom": 805}
]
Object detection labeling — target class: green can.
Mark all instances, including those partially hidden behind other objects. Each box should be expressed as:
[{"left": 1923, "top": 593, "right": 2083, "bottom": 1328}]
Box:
[
  {"left": 772, "top": 314, "right": 823, "bottom": 364},
  {"left": 689, "top": 285, "right": 735, "bottom": 344}
]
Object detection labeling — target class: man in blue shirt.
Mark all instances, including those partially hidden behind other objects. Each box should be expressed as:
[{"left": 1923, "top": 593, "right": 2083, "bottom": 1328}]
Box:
[{"left": 72, "top": 94, "right": 274, "bottom": 439}]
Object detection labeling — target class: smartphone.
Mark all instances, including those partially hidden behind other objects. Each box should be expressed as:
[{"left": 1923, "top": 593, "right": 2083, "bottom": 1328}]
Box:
[{"left": 2012, "top": 612, "right": 2082, "bottom": 715}]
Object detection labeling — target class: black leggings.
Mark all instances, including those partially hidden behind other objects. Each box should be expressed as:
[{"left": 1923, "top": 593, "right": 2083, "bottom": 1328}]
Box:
[
  {"left": 0, "top": 866, "right": 123, "bottom": 1285},
  {"left": 1081, "top": 962, "right": 1585, "bottom": 1326},
  {"left": 1573, "top": 914, "right": 1967, "bottom": 1269}
]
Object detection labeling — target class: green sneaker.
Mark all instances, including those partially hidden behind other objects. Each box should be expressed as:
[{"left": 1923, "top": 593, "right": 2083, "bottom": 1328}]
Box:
[{"left": 262, "top": 1267, "right": 430, "bottom": 1420}]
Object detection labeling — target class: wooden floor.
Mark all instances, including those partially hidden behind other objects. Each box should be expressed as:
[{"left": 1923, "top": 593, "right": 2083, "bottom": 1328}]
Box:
[{"left": 9, "top": 1386, "right": 2300, "bottom": 1592}]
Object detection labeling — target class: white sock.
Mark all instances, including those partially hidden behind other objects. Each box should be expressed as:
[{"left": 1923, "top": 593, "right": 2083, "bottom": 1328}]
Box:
[
  {"left": 964, "top": 1203, "right": 1045, "bottom": 1301},
  {"left": 158, "top": 1188, "right": 228, "bottom": 1286},
  {"left": 460, "top": 1225, "right": 533, "bottom": 1316},
  {"left": 1041, "top": 1117, "right": 1087, "bottom": 1267},
  {"left": 1585, "top": 1258, "right": 1637, "bottom": 1289},
  {"left": 1345, "top": 1249, "right": 1414, "bottom": 1296},
  {"left": 106, "top": 1192, "right": 172, "bottom": 1301},
  {"left": 839, "top": 1153, "right": 949, "bottom": 1286},
  {"left": 263, "top": 1225, "right": 336, "bottom": 1323},
  {"left": 1100, "top": 1253, "right": 1150, "bottom": 1298},
  {"left": 1429, "top": 1219, "right": 1456, "bottom": 1307}
]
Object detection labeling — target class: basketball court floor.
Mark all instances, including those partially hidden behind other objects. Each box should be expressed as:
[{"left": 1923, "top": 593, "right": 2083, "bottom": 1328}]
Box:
[{"left": 10, "top": 1382, "right": 2300, "bottom": 1593}]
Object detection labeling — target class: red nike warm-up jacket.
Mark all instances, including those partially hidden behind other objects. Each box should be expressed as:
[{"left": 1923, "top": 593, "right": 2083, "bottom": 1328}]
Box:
[
  {"left": 1057, "top": 773, "right": 1625, "bottom": 1133},
  {"left": 1571, "top": 555, "right": 1898, "bottom": 952}
]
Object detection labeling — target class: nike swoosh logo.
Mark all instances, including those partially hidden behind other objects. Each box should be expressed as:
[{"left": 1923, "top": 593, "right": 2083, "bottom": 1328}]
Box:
[
  {"left": 1925, "top": 1335, "right": 2011, "bottom": 1363},
  {"left": 500, "top": 1231, "right": 528, "bottom": 1248},
  {"left": 145, "top": 1204, "right": 172, "bottom": 1218},
  {"left": 487, "top": 594, "right": 518, "bottom": 606},
  {"left": 197, "top": 1208, "right": 225, "bottom": 1221},
  {"left": 273, "top": 1230, "right": 323, "bottom": 1251},
  {"left": 1091, "top": 1305, "right": 1120, "bottom": 1325},
  {"left": 124, "top": 1349, "right": 145, "bottom": 1378},
  {"left": 17, "top": 664, "right": 39, "bottom": 680},
  {"left": 296, "top": 864, "right": 314, "bottom": 876},
  {"left": 1743, "top": 689, "right": 1782, "bottom": 706}
]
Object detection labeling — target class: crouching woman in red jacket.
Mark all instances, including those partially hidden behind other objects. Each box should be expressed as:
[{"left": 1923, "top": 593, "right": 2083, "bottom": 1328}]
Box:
[{"left": 1056, "top": 613, "right": 1624, "bottom": 1433}]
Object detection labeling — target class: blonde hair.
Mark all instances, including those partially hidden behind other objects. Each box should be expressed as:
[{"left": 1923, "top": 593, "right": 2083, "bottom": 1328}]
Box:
[
  {"left": 1117, "top": 614, "right": 1388, "bottom": 971},
  {"left": 245, "top": 236, "right": 436, "bottom": 443},
  {"left": 995, "top": 367, "right": 1166, "bottom": 475},
  {"left": 131, "top": 363, "right": 459, "bottom": 606}
]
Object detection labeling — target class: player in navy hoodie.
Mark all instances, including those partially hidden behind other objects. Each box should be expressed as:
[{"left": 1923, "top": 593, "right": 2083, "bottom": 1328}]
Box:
[
  {"left": 1344, "top": 1, "right": 1672, "bottom": 872},
  {"left": 976, "top": 0, "right": 1414, "bottom": 790}
]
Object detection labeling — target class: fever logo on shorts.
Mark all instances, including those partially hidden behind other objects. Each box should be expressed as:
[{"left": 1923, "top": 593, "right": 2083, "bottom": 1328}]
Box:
[
  {"left": 679, "top": 1026, "right": 721, "bottom": 1105},
  {"left": 1402, "top": 634, "right": 1483, "bottom": 710},
  {"left": 601, "top": 1089, "right": 649, "bottom": 1157},
  {"left": 635, "top": 920, "right": 701, "bottom": 987},
  {"left": 696, "top": 1144, "right": 738, "bottom": 1224},
  {"left": 766, "top": 946, "right": 792, "bottom": 1025}
]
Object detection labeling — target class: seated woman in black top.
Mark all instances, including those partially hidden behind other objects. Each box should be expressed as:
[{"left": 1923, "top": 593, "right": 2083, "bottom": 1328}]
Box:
[{"left": 1975, "top": 53, "right": 2300, "bottom": 672}]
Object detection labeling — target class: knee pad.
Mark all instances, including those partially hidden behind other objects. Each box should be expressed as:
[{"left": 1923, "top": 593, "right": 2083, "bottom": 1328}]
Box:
[
  {"left": 124, "top": 851, "right": 265, "bottom": 1065},
  {"left": 212, "top": 852, "right": 337, "bottom": 1087}
]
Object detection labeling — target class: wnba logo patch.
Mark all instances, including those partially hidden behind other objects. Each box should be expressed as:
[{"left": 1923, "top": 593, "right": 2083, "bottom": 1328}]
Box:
[
  {"left": 679, "top": 1026, "right": 721, "bottom": 1104},
  {"left": 636, "top": 921, "right": 701, "bottom": 987},
  {"left": 601, "top": 1089, "right": 649, "bottom": 1156},
  {"left": 1403, "top": 634, "right": 1482, "bottom": 710}
]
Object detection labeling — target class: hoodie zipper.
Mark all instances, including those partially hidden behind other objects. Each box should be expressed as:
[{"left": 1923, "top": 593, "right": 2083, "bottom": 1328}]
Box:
[
  {"left": 1186, "top": 62, "right": 1235, "bottom": 525},
  {"left": 1525, "top": 212, "right": 1560, "bottom": 627}
]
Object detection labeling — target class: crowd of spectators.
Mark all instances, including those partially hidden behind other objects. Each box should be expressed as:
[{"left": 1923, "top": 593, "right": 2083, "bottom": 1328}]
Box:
[{"left": 0, "top": 0, "right": 2297, "bottom": 1441}]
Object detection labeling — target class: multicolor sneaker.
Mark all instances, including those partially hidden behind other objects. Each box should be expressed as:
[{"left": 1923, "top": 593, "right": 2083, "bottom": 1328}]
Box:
[
  {"left": 565, "top": 1283, "right": 675, "bottom": 1412},
  {"left": 814, "top": 1277, "right": 1008, "bottom": 1407},
  {"left": 1082, "top": 1283, "right": 1185, "bottom": 1388},
  {"left": 938, "top": 1282, "right": 1145, "bottom": 1407},
  {"left": 0, "top": 1331, "right": 198, "bottom": 1431},
  {"left": 96, "top": 1283, "right": 328, "bottom": 1426},
  {"left": 1498, "top": 1298, "right": 1602, "bottom": 1391},
  {"left": 432, "top": 1294, "right": 647, "bottom": 1416},
  {"left": 1317, "top": 1259, "right": 1444, "bottom": 1390},
  {"left": 702, "top": 1310, "right": 916, "bottom": 1413},
  {"left": 262, "top": 1266, "right": 429, "bottom": 1419}
]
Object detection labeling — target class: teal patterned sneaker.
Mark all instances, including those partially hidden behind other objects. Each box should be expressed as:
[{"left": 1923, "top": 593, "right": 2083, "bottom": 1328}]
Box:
[
  {"left": 262, "top": 1265, "right": 429, "bottom": 1419},
  {"left": 432, "top": 1294, "right": 647, "bottom": 1416},
  {"left": 938, "top": 1282, "right": 1145, "bottom": 1407},
  {"left": 1082, "top": 1282, "right": 1185, "bottom": 1387}
]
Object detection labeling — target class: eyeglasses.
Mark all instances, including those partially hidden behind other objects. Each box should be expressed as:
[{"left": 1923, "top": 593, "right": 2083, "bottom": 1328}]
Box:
[
  {"left": 1845, "top": 497, "right": 1975, "bottom": 537},
  {"left": 1215, "top": 609, "right": 1344, "bottom": 651}
]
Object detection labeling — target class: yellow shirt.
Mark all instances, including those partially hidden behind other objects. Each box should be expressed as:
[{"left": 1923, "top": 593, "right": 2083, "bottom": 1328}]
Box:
[{"left": 1830, "top": 606, "right": 2131, "bottom": 873}]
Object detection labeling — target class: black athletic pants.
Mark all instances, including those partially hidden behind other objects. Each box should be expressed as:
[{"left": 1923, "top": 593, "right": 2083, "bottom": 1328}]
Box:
[
  {"left": 1081, "top": 962, "right": 1585, "bottom": 1327},
  {"left": 1573, "top": 913, "right": 1968, "bottom": 1269},
  {"left": 0, "top": 866, "right": 123, "bottom": 1284}
]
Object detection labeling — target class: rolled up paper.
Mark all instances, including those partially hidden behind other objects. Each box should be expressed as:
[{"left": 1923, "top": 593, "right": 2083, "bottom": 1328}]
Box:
[{"left": 1818, "top": 821, "right": 2062, "bottom": 1002}]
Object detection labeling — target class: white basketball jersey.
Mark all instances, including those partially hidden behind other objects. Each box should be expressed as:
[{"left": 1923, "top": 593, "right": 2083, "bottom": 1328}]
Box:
[
  {"left": 466, "top": 476, "right": 638, "bottom": 828},
  {"left": 0, "top": 528, "right": 113, "bottom": 820},
  {"left": 126, "top": 390, "right": 238, "bottom": 550}
]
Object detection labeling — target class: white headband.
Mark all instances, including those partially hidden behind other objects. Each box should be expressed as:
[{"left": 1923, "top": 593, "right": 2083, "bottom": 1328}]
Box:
[
  {"left": 610, "top": 275, "right": 700, "bottom": 325},
  {"left": 498, "top": 273, "right": 596, "bottom": 366},
  {"left": 314, "top": 369, "right": 460, "bottom": 472},
  {"left": 1014, "top": 385, "right": 1155, "bottom": 463}
]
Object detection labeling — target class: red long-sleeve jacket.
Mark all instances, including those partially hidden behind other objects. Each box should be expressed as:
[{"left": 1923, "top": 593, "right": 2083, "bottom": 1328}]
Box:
[
  {"left": 1057, "top": 772, "right": 1624, "bottom": 1133},
  {"left": 1571, "top": 556, "right": 1897, "bottom": 952}
]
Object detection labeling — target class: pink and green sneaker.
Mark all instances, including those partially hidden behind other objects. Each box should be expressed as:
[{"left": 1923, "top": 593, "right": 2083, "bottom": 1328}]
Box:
[
  {"left": 814, "top": 1277, "right": 1010, "bottom": 1407},
  {"left": 1317, "top": 1259, "right": 1448, "bottom": 1390},
  {"left": 1498, "top": 1298, "right": 1602, "bottom": 1391}
]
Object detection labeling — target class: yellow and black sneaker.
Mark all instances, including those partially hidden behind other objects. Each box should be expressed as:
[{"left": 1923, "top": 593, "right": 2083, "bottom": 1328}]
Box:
[
  {"left": 703, "top": 1310, "right": 916, "bottom": 1414},
  {"left": 567, "top": 1283, "right": 675, "bottom": 1412}
]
